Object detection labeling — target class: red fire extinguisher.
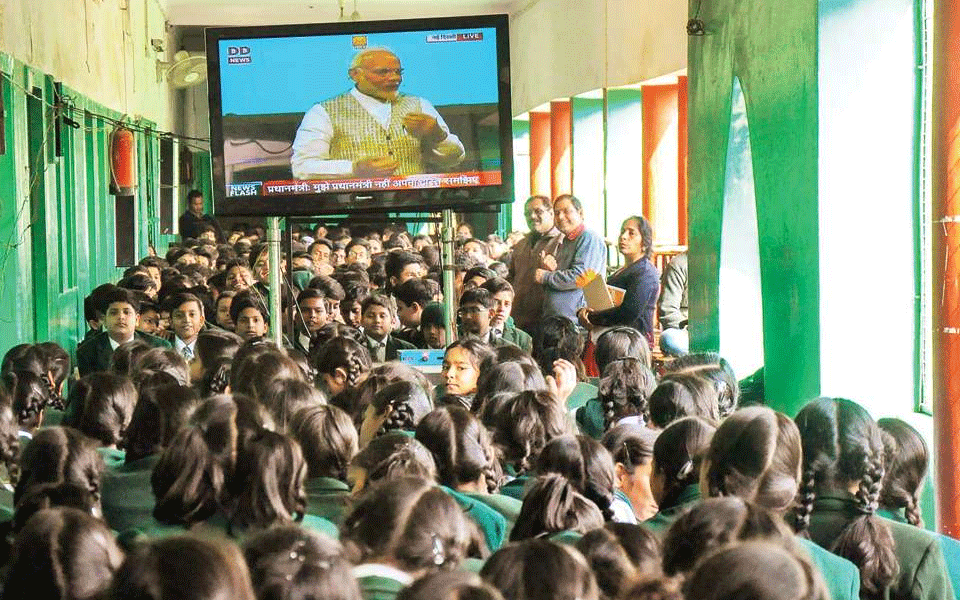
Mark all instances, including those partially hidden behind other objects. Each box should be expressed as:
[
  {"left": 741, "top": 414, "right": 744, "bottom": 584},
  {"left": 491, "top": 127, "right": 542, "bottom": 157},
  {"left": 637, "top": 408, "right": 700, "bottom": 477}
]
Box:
[{"left": 110, "top": 126, "right": 136, "bottom": 196}]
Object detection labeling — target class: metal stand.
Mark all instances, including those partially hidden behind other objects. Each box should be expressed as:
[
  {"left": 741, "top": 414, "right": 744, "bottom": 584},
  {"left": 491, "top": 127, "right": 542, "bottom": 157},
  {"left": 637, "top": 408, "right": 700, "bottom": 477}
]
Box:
[
  {"left": 441, "top": 209, "right": 457, "bottom": 345},
  {"left": 267, "top": 216, "right": 282, "bottom": 347}
]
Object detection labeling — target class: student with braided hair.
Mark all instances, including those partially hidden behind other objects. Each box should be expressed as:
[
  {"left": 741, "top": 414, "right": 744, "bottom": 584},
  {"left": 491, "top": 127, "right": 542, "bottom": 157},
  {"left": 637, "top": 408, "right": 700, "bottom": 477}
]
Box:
[
  {"left": 358, "top": 381, "right": 433, "bottom": 447},
  {"left": 4, "top": 370, "right": 50, "bottom": 440},
  {"left": 313, "top": 336, "right": 372, "bottom": 401},
  {"left": 577, "top": 357, "right": 656, "bottom": 439},
  {"left": 794, "top": 397, "right": 953, "bottom": 600},
  {"left": 63, "top": 372, "right": 137, "bottom": 469},
  {"left": 877, "top": 417, "right": 960, "bottom": 595},
  {"left": 644, "top": 416, "right": 715, "bottom": 534},
  {"left": 536, "top": 434, "right": 623, "bottom": 523},
  {"left": 700, "top": 406, "right": 860, "bottom": 600}
]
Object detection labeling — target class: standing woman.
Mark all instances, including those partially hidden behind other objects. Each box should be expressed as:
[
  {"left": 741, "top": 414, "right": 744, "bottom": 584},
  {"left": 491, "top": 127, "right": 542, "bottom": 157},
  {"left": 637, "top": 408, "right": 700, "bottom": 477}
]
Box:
[{"left": 578, "top": 216, "right": 660, "bottom": 346}]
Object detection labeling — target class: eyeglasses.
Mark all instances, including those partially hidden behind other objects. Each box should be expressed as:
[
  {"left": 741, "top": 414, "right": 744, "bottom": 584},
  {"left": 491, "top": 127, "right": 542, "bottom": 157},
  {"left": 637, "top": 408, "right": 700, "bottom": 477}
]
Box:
[{"left": 366, "top": 68, "right": 403, "bottom": 76}]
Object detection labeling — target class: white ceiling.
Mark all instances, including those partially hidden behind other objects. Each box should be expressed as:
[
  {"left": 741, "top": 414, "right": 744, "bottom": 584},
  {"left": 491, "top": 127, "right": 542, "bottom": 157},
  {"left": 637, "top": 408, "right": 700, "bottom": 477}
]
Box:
[{"left": 165, "top": 0, "right": 521, "bottom": 26}]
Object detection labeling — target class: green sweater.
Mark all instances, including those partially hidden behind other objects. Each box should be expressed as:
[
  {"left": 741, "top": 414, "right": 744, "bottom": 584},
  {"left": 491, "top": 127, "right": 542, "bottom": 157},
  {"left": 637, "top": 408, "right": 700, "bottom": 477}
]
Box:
[
  {"left": 575, "top": 398, "right": 606, "bottom": 439},
  {"left": 566, "top": 382, "right": 598, "bottom": 412},
  {"left": 354, "top": 565, "right": 414, "bottom": 600},
  {"left": 101, "top": 454, "right": 160, "bottom": 533},
  {"left": 444, "top": 486, "right": 508, "bottom": 552},
  {"left": 643, "top": 484, "right": 700, "bottom": 535},
  {"left": 461, "top": 492, "right": 523, "bottom": 538},
  {"left": 795, "top": 536, "right": 861, "bottom": 600},
  {"left": 305, "top": 477, "right": 352, "bottom": 526},
  {"left": 807, "top": 494, "right": 954, "bottom": 600},
  {"left": 879, "top": 507, "right": 960, "bottom": 600}
]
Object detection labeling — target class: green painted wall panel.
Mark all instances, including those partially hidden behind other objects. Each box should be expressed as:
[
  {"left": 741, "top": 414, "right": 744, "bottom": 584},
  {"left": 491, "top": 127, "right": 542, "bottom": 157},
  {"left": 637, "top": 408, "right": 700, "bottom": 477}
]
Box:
[{"left": 688, "top": 0, "right": 820, "bottom": 414}]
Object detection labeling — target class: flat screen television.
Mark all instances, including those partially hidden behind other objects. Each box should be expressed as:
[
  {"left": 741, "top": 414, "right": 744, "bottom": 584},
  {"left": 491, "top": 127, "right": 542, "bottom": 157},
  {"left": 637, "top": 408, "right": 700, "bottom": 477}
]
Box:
[{"left": 205, "top": 15, "right": 512, "bottom": 216}]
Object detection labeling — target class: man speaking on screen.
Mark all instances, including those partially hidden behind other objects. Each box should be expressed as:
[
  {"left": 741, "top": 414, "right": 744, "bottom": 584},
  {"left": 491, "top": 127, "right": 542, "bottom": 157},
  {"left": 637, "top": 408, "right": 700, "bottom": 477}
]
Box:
[{"left": 290, "top": 48, "right": 466, "bottom": 179}]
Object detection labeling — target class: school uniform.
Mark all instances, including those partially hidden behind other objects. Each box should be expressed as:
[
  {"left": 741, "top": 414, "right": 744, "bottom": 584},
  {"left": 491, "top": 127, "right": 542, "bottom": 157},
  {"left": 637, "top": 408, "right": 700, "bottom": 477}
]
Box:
[
  {"left": 76, "top": 330, "right": 171, "bottom": 376},
  {"left": 576, "top": 398, "right": 606, "bottom": 439},
  {"left": 462, "top": 491, "right": 523, "bottom": 537},
  {"left": 98, "top": 447, "right": 126, "bottom": 471},
  {"left": 365, "top": 333, "right": 415, "bottom": 363},
  {"left": 353, "top": 564, "right": 413, "bottom": 600},
  {"left": 879, "top": 507, "right": 960, "bottom": 599},
  {"left": 304, "top": 476, "right": 352, "bottom": 526},
  {"left": 444, "top": 486, "right": 508, "bottom": 552},
  {"left": 795, "top": 536, "right": 861, "bottom": 600},
  {"left": 102, "top": 454, "right": 159, "bottom": 533},
  {"left": 499, "top": 474, "right": 533, "bottom": 500},
  {"left": 643, "top": 483, "right": 701, "bottom": 535},
  {"left": 499, "top": 324, "right": 533, "bottom": 353},
  {"left": 566, "top": 381, "right": 599, "bottom": 412},
  {"left": 806, "top": 494, "right": 954, "bottom": 600}
]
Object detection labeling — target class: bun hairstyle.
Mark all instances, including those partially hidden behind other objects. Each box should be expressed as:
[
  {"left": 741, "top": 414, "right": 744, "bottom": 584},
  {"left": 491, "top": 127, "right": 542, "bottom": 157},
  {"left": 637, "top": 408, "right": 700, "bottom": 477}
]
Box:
[
  {"left": 199, "top": 357, "right": 232, "bottom": 398},
  {"left": 13, "top": 481, "right": 101, "bottom": 533},
  {"left": 794, "top": 397, "right": 898, "bottom": 598},
  {"left": 537, "top": 435, "right": 617, "bottom": 521},
  {"left": 229, "top": 430, "right": 308, "bottom": 532},
  {"left": 416, "top": 406, "right": 501, "bottom": 493},
  {"left": 647, "top": 372, "right": 719, "bottom": 429},
  {"left": 510, "top": 474, "right": 605, "bottom": 541},
  {"left": 576, "top": 524, "right": 663, "bottom": 600},
  {"left": 289, "top": 404, "right": 358, "bottom": 482},
  {"left": 369, "top": 381, "right": 433, "bottom": 438},
  {"left": 151, "top": 395, "right": 238, "bottom": 525},
  {"left": 489, "top": 390, "right": 570, "bottom": 475},
  {"left": 1, "top": 507, "right": 124, "bottom": 600},
  {"left": 878, "top": 418, "right": 927, "bottom": 527},
  {"left": 63, "top": 373, "right": 138, "bottom": 447},
  {"left": 595, "top": 327, "right": 651, "bottom": 372},
  {"left": 231, "top": 350, "right": 304, "bottom": 404},
  {"left": 597, "top": 358, "right": 656, "bottom": 431},
  {"left": 342, "top": 476, "right": 477, "bottom": 570},
  {"left": 243, "top": 526, "right": 362, "bottom": 600},
  {"left": 111, "top": 534, "right": 256, "bottom": 600},
  {"left": 651, "top": 417, "right": 716, "bottom": 509},
  {"left": 683, "top": 541, "right": 830, "bottom": 600},
  {"left": 661, "top": 496, "right": 794, "bottom": 576},
  {"left": 15, "top": 426, "right": 103, "bottom": 507},
  {"left": 480, "top": 539, "right": 600, "bottom": 600},
  {"left": 110, "top": 339, "right": 153, "bottom": 377},
  {"left": 703, "top": 406, "right": 801, "bottom": 513}
]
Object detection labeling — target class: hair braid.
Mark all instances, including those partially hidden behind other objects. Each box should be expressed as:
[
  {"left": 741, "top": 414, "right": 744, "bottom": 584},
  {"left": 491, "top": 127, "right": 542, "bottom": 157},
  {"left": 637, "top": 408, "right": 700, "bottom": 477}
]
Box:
[
  {"left": 602, "top": 397, "right": 617, "bottom": 432},
  {"left": 347, "top": 354, "right": 364, "bottom": 388},
  {"left": 856, "top": 454, "right": 884, "bottom": 515},
  {"left": 793, "top": 465, "right": 818, "bottom": 533},
  {"left": 44, "top": 378, "right": 65, "bottom": 411},
  {"left": 378, "top": 402, "right": 415, "bottom": 437}
]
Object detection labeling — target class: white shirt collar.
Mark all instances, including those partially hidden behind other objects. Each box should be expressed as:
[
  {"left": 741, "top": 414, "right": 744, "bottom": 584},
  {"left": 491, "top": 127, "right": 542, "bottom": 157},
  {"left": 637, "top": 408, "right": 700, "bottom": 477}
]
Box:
[
  {"left": 174, "top": 337, "right": 196, "bottom": 353},
  {"left": 352, "top": 564, "right": 414, "bottom": 585},
  {"left": 108, "top": 334, "right": 135, "bottom": 351}
]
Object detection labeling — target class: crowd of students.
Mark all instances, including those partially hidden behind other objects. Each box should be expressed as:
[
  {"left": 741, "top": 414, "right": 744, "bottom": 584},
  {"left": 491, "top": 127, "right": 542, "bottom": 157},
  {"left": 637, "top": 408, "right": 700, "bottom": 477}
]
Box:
[{"left": 0, "top": 213, "right": 955, "bottom": 600}]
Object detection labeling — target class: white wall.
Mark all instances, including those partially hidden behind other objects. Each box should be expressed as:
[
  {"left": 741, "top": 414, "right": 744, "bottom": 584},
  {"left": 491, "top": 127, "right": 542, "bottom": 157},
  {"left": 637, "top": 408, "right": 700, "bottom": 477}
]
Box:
[
  {"left": 818, "top": 0, "right": 917, "bottom": 420},
  {"left": 509, "top": 0, "right": 687, "bottom": 114},
  {"left": 0, "top": 0, "right": 177, "bottom": 128}
]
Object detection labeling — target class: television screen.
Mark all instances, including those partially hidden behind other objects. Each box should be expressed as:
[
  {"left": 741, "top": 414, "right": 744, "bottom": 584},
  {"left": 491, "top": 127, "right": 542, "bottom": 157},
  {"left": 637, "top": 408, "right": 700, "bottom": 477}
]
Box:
[{"left": 205, "top": 15, "right": 512, "bottom": 216}]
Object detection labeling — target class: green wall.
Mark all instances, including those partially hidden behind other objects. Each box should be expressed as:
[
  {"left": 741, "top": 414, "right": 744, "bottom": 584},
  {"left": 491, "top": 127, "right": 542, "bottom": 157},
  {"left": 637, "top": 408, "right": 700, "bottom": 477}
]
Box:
[
  {"left": 0, "top": 53, "right": 169, "bottom": 358},
  {"left": 687, "top": 0, "right": 821, "bottom": 415}
]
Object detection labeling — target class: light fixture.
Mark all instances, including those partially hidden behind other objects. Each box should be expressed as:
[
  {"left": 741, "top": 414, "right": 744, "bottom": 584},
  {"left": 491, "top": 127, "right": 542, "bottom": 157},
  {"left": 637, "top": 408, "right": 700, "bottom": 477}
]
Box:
[{"left": 351, "top": 0, "right": 360, "bottom": 20}]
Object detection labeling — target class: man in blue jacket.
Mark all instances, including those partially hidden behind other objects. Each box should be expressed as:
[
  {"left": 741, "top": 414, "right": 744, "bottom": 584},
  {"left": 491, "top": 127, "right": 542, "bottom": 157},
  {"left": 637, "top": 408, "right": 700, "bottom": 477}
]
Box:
[{"left": 535, "top": 194, "right": 607, "bottom": 323}]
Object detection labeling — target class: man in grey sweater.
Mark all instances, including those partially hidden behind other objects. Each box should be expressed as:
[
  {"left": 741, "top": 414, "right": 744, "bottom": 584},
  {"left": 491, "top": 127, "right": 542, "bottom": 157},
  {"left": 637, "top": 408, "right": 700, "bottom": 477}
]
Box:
[
  {"left": 535, "top": 195, "right": 607, "bottom": 323},
  {"left": 658, "top": 251, "right": 688, "bottom": 355}
]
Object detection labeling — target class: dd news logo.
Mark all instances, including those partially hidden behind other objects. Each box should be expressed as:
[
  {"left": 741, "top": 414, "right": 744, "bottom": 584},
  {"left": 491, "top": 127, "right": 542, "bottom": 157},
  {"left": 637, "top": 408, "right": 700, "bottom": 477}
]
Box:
[{"left": 227, "top": 46, "right": 251, "bottom": 64}]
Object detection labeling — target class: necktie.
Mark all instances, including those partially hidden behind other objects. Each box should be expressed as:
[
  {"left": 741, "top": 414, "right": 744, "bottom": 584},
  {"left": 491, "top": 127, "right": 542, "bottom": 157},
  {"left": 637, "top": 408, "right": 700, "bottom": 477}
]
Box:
[{"left": 181, "top": 345, "right": 193, "bottom": 361}]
